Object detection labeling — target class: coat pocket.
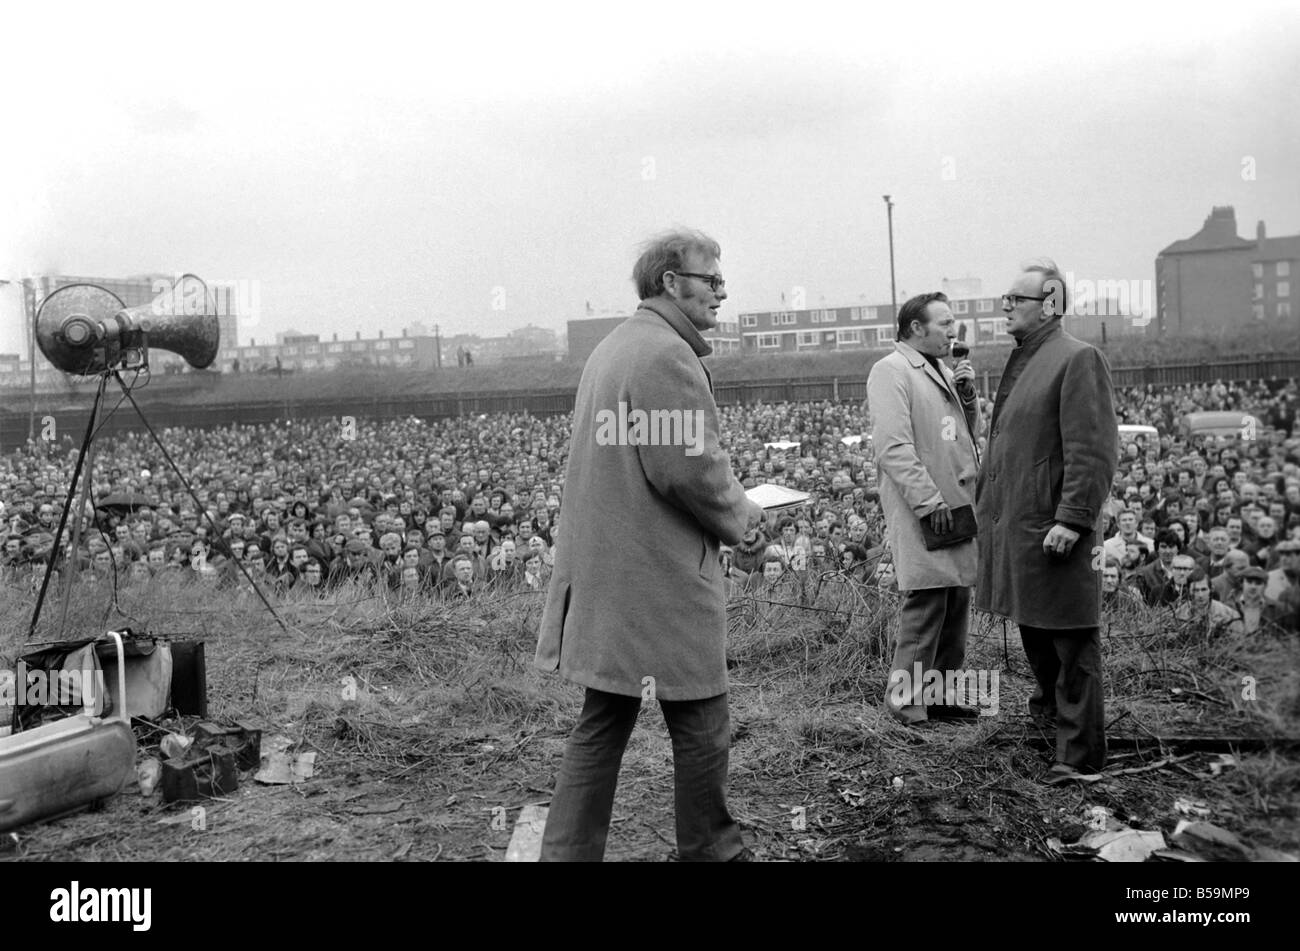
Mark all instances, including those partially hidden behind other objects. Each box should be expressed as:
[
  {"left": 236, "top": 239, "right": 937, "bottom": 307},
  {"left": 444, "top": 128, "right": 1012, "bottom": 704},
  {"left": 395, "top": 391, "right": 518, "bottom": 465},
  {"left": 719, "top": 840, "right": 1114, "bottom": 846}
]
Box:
[{"left": 1033, "top": 456, "right": 1053, "bottom": 515}]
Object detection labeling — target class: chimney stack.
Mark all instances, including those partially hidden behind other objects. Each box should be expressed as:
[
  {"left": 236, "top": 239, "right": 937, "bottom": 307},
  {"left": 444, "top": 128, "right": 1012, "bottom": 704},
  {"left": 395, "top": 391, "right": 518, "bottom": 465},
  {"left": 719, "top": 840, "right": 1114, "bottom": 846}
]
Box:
[
  {"left": 1257, "top": 220, "right": 1266, "bottom": 241},
  {"left": 356, "top": 331, "right": 361, "bottom": 340},
  {"left": 378, "top": 329, "right": 384, "bottom": 339}
]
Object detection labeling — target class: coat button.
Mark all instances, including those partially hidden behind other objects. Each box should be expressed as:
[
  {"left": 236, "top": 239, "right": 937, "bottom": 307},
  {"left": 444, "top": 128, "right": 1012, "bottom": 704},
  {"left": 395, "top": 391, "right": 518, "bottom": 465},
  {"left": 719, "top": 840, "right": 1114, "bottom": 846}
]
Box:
[
  {"left": 989, "top": 473, "right": 996, "bottom": 483},
  {"left": 958, "top": 477, "right": 966, "bottom": 485}
]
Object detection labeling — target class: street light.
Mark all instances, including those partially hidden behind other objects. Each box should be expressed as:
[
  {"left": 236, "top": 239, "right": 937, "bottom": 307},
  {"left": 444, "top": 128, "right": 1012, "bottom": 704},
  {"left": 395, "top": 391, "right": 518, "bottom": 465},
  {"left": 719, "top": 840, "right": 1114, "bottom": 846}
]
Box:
[{"left": 883, "top": 195, "right": 897, "bottom": 320}]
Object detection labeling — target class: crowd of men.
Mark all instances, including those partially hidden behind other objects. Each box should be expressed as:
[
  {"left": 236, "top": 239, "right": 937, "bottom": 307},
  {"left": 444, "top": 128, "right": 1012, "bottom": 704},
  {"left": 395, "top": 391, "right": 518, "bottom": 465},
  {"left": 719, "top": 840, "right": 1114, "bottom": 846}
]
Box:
[{"left": 0, "top": 377, "right": 1297, "bottom": 631}]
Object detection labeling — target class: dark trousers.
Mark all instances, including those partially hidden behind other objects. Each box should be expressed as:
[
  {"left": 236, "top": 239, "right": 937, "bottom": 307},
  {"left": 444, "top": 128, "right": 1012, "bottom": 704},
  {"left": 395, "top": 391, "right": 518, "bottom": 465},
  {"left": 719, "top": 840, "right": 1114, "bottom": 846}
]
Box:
[
  {"left": 1019, "top": 624, "right": 1107, "bottom": 772},
  {"left": 539, "top": 687, "right": 743, "bottom": 862},
  {"left": 886, "top": 586, "right": 971, "bottom": 723}
]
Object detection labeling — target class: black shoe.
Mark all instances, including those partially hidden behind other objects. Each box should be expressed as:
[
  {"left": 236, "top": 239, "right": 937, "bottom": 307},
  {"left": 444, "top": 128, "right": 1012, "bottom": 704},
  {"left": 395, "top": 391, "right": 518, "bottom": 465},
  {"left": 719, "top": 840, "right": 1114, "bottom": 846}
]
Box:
[
  {"left": 928, "top": 704, "right": 981, "bottom": 721},
  {"left": 1042, "top": 763, "right": 1105, "bottom": 786}
]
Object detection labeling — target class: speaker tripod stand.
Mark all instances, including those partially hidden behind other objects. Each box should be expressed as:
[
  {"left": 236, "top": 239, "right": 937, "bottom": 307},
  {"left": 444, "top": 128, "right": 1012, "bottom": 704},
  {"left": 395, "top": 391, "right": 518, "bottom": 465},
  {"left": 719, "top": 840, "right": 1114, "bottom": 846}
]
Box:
[{"left": 27, "top": 367, "right": 288, "bottom": 642}]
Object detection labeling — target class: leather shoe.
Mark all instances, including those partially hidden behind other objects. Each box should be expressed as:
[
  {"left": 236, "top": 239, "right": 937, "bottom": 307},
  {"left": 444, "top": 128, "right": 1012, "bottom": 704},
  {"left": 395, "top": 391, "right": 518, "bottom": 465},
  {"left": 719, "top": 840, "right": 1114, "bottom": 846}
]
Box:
[{"left": 1042, "top": 763, "right": 1104, "bottom": 786}]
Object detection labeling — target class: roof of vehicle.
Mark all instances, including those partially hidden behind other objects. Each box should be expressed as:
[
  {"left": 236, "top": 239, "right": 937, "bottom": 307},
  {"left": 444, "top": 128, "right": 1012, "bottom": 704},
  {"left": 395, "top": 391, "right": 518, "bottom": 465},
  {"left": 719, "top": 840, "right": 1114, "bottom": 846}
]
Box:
[{"left": 1182, "top": 411, "right": 1260, "bottom": 436}]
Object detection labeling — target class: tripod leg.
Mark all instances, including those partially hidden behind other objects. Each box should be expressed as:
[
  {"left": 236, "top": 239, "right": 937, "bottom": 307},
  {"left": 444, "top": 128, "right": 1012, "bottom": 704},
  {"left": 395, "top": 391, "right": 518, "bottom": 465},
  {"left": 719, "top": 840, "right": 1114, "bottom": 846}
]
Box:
[
  {"left": 28, "top": 373, "right": 109, "bottom": 641},
  {"left": 113, "top": 372, "right": 289, "bottom": 632}
]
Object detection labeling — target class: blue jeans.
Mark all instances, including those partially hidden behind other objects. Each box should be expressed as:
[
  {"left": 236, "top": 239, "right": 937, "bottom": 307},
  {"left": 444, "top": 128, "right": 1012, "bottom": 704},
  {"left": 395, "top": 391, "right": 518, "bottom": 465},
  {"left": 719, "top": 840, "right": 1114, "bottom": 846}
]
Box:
[{"left": 539, "top": 687, "right": 744, "bottom": 862}]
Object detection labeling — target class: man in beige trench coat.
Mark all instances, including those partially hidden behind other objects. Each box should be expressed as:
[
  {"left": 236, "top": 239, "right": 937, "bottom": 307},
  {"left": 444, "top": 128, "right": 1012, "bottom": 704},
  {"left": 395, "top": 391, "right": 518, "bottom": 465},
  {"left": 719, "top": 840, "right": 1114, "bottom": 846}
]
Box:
[
  {"left": 535, "top": 228, "right": 763, "bottom": 861},
  {"left": 868, "top": 292, "right": 982, "bottom": 726}
]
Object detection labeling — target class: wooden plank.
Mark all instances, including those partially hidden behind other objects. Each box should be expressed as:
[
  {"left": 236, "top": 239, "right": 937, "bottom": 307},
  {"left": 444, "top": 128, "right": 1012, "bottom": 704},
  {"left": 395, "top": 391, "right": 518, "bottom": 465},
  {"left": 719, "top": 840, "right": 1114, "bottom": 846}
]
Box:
[{"left": 504, "top": 805, "right": 548, "bottom": 863}]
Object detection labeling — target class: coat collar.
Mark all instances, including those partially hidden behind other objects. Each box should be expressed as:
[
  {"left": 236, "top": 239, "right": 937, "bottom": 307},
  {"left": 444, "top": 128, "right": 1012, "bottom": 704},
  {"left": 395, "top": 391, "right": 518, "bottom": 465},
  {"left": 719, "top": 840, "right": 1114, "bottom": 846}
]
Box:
[
  {"left": 893, "top": 339, "right": 957, "bottom": 402},
  {"left": 637, "top": 296, "right": 713, "bottom": 358},
  {"left": 1010, "top": 317, "right": 1062, "bottom": 358}
]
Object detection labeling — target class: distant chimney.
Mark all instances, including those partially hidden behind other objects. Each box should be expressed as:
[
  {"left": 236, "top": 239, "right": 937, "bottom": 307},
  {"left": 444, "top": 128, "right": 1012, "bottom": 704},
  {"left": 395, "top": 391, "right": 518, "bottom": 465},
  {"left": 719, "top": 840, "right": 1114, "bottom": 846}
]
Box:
[
  {"left": 402, "top": 328, "right": 407, "bottom": 337},
  {"left": 250, "top": 338, "right": 255, "bottom": 346},
  {"left": 332, "top": 332, "right": 338, "bottom": 342},
  {"left": 1257, "top": 220, "right": 1266, "bottom": 241},
  {"left": 356, "top": 331, "right": 361, "bottom": 340},
  {"left": 378, "top": 330, "right": 384, "bottom": 339}
]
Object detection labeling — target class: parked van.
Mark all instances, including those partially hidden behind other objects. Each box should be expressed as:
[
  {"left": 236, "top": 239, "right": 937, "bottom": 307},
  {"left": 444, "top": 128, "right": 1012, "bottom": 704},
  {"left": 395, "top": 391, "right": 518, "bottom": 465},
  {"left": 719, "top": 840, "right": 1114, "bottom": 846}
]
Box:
[{"left": 1181, "top": 411, "right": 1260, "bottom": 440}]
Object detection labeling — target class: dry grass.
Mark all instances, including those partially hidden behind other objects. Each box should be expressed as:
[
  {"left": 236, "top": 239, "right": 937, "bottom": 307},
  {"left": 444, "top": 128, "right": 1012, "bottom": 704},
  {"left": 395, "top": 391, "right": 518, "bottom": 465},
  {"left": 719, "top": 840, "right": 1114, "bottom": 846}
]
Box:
[{"left": 2, "top": 572, "right": 1297, "bottom": 862}]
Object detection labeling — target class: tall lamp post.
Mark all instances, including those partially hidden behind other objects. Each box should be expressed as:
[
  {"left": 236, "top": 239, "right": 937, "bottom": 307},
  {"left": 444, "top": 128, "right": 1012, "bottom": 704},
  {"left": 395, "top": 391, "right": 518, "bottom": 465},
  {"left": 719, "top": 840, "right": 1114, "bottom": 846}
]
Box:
[{"left": 883, "top": 195, "right": 897, "bottom": 319}]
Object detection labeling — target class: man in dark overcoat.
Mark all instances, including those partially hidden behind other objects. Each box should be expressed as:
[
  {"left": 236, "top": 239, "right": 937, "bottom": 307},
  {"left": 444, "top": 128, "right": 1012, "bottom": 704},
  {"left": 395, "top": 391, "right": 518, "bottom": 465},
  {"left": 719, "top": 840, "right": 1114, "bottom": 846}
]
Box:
[
  {"left": 975, "top": 259, "right": 1118, "bottom": 781},
  {"left": 534, "top": 229, "right": 763, "bottom": 861}
]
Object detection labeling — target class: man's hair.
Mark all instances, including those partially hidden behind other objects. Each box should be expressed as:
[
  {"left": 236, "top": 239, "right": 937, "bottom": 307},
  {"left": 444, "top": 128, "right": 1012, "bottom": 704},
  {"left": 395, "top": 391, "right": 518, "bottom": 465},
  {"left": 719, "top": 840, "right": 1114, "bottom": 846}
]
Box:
[
  {"left": 1022, "top": 257, "right": 1069, "bottom": 317},
  {"left": 1155, "top": 529, "right": 1182, "bottom": 549},
  {"left": 632, "top": 228, "right": 722, "bottom": 300},
  {"left": 896, "top": 292, "right": 948, "bottom": 341}
]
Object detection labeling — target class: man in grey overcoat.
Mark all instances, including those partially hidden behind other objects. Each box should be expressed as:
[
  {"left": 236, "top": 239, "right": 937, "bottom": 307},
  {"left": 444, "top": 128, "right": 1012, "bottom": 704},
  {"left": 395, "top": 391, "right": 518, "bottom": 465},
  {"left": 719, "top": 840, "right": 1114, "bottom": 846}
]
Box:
[
  {"left": 535, "top": 229, "right": 764, "bottom": 861},
  {"left": 867, "top": 292, "right": 982, "bottom": 726},
  {"left": 975, "top": 259, "right": 1118, "bottom": 781}
]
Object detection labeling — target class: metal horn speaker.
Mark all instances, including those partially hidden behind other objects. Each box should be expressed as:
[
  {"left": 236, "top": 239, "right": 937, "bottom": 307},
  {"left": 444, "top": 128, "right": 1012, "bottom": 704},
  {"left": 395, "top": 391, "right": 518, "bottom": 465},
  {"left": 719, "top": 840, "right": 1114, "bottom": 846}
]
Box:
[{"left": 36, "top": 274, "right": 220, "bottom": 375}]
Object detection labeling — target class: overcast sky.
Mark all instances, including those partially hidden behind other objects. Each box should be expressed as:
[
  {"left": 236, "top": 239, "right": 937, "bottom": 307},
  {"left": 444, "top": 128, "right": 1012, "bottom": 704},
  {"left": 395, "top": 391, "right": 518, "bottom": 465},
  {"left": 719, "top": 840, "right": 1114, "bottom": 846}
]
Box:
[{"left": 2, "top": 0, "right": 1297, "bottom": 354}]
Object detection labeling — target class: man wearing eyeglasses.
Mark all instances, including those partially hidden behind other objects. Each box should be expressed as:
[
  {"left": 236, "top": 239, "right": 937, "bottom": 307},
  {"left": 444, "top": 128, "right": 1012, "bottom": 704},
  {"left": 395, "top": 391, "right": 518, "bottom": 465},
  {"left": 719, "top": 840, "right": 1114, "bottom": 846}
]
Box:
[
  {"left": 535, "top": 228, "right": 764, "bottom": 862},
  {"left": 975, "top": 259, "right": 1118, "bottom": 785}
]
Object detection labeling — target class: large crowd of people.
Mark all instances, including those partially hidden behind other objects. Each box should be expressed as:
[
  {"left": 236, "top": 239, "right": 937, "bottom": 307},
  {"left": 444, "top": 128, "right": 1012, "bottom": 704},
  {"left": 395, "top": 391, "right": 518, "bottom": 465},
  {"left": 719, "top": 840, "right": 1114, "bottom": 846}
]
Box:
[{"left": 1, "top": 378, "right": 1297, "bottom": 633}]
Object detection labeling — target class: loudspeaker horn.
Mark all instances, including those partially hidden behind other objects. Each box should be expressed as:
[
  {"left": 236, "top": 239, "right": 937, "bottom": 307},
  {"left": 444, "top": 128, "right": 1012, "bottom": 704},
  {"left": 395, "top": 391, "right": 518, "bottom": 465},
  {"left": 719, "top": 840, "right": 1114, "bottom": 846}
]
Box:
[{"left": 35, "top": 274, "right": 220, "bottom": 375}]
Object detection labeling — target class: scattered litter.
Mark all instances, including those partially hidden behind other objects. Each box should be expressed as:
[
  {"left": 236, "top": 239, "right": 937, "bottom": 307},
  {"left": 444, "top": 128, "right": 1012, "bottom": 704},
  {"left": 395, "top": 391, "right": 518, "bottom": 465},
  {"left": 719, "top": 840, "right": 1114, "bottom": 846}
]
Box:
[
  {"left": 1174, "top": 798, "right": 1211, "bottom": 818},
  {"left": 891, "top": 777, "right": 904, "bottom": 792},
  {"left": 1152, "top": 849, "right": 1208, "bottom": 862},
  {"left": 504, "top": 804, "right": 548, "bottom": 862},
  {"left": 1171, "top": 820, "right": 1250, "bottom": 862},
  {"left": 1251, "top": 846, "right": 1299, "bottom": 862},
  {"left": 137, "top": 758, "right": 162, "bottom": 796},
  {"left": 1083, "top": 805, "right": 1120, "bottom": 832},
  {"left": 255, "top": 749, "right": 316, "bottom": 785},
  {"left": 1092, "top": 830, "right": 1167, "bottom": 862},
  {"left": 1208, "top": 754, "right": 1239, "bottom": 777},
  {"left": 1059, "top": 828, "right": 1167, "bottom": 862},
  {"left": 159, "top": 733, "right": 192, "bottom": 760}
]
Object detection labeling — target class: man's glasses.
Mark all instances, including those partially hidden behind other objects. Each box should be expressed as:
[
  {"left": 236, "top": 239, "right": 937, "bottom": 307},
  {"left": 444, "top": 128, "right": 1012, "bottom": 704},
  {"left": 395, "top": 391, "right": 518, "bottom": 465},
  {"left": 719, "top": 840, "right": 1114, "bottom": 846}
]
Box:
[
  {"left": 672, "top": 272, "right": 726, "bottom": 293},
  {"left": 1000, "top": 293, "right": 1046, "bottom": 311}
]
